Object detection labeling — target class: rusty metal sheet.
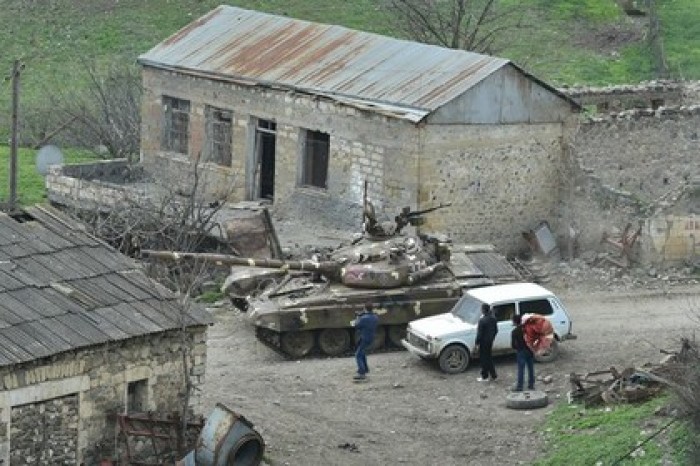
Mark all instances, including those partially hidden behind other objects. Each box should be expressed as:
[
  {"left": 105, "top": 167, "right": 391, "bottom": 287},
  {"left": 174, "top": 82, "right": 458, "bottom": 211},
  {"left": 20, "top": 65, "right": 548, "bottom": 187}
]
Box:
[{"left": 138, "top": 5, "right": 509, "bottom": 116}]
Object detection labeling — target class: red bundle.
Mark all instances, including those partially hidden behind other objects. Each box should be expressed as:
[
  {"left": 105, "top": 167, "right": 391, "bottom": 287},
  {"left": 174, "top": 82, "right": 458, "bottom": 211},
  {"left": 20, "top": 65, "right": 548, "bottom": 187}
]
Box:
[{"left": 521, "top": 314, "right": 554, "bottom": 355}]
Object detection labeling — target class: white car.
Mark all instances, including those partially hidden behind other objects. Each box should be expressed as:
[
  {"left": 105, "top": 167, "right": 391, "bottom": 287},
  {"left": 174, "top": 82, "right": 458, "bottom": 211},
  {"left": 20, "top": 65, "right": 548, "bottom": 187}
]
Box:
[{"left": 402, "top": 282, "right": 576, "bottom": 374}]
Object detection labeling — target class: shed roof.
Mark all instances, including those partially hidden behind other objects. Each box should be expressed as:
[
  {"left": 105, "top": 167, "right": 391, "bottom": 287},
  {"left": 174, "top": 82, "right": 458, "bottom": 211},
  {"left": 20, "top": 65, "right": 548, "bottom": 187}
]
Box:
[
  {"left": 0, "top": 205, "right": 212, "bottom": 367},
  {"left": 138, "top": 6, "right": 575, "bottom": 122}
]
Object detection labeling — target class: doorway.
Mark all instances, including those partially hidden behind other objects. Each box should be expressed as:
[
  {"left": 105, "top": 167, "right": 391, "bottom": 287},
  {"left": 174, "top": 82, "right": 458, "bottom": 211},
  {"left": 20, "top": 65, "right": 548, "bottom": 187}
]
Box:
[{"left": 253, "top": 119, "right": 276, "bottom": 201}]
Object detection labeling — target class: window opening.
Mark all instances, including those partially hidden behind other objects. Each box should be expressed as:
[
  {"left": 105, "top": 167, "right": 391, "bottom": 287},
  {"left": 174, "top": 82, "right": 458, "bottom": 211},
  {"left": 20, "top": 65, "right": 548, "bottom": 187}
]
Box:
[
  {"left": 205, "top": 107, "right": 233, "bottom": 166},
  {"left": 127, "top": 379, "right": 148, "bottom": 413},
  {"left": 162, "top": 96, "right": 190, "bottom": 154},
  {"left": 254, "top": 119, "right": 276, "bottom": 200},
  {"left": 301, "top": 130, "right": 329, "bottom": 189}
]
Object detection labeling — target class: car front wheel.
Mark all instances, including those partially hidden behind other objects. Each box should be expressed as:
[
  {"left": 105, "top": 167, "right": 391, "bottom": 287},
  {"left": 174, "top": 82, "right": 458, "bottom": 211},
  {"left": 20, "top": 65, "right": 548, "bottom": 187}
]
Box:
[{"left": 438, "top": 344, "right": 470, "bottom": 374}]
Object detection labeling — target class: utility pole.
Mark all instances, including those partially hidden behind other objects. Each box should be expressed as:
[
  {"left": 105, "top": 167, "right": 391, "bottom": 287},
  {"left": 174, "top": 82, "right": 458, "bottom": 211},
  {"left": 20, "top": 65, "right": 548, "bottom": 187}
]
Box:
[{"left": 8, "top": 59, "right": 22, "bottom": 213}]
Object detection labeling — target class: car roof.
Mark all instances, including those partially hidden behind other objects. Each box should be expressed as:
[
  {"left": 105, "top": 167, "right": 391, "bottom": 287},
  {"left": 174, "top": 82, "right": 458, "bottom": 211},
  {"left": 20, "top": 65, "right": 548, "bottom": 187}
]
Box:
[{"left": 466, "top": 283, "right": 555, "bottom": 304}]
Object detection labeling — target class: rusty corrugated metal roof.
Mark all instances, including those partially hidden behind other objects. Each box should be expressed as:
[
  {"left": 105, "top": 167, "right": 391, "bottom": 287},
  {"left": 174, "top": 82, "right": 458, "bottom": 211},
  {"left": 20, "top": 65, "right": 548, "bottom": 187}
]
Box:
[{"left": 138, "top": 5, "right": 511, "bottom": 120}]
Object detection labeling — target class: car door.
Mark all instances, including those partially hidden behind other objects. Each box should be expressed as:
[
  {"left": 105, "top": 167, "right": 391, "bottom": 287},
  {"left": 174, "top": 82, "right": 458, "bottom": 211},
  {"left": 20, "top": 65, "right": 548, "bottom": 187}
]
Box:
[{"left": 492, "top": 302, "right": 516, "bottom": 353}]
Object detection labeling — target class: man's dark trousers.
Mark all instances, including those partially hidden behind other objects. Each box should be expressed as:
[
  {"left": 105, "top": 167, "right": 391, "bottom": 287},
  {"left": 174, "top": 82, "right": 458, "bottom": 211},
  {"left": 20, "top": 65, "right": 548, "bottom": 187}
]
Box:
[
  {"left": 480, "top": 343, "right": 497, "bottom": 379},
  {"left": 355, "top": 339, "right": 370, "bottom": 375}
]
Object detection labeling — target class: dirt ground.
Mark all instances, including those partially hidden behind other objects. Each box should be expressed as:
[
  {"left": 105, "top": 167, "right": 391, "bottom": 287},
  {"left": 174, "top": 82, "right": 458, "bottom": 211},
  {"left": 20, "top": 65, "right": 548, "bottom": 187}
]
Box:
[{"left": 200, "top": 276, "right": 700, "bottom": 466}]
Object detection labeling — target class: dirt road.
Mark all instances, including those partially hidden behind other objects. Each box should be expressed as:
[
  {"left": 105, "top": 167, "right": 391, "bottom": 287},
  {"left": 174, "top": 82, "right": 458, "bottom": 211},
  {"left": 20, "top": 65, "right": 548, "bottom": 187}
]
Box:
[{"left": 201, "top": 283, "right": 700, "bottom": 466}]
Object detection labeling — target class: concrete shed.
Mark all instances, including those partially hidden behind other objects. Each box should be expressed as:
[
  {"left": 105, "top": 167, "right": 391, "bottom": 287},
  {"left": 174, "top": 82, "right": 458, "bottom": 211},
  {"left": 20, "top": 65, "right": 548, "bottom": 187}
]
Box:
[
  {"left": 138, "top": 5, "right": 580, "bottom": 252},
  {"left": 0, "top": 206, "right": 212, "bottom": 464}
]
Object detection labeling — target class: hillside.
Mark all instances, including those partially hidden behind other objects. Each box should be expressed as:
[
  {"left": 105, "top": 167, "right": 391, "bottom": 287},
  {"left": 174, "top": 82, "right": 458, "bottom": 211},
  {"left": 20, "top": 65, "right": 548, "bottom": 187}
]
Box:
[{"left": 0, "top": 0, "right": 699, "bottom": 143}]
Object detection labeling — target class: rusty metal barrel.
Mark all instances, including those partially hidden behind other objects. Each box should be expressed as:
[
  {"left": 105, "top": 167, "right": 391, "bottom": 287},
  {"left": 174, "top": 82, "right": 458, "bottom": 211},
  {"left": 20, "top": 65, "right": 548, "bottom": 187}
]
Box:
[{"left": 180, "top": 403, "right": 265, "bottom": 466}]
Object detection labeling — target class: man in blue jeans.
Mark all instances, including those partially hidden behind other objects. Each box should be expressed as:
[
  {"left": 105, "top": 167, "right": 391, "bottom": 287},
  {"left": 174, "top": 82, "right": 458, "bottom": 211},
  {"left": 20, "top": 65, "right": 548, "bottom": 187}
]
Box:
[
  {"left": 511, "top": 314, "right": 535, "bottom": 391},
  {"left": 353, "top": 303, "right": 379, "bottom": 381}
]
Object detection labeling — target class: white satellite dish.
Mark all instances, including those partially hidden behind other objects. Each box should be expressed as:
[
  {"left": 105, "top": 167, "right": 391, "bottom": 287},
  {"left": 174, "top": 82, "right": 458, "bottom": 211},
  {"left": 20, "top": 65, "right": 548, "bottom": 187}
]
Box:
[{"left": 36, "top": 145, "right": 65, "bottom": 176}]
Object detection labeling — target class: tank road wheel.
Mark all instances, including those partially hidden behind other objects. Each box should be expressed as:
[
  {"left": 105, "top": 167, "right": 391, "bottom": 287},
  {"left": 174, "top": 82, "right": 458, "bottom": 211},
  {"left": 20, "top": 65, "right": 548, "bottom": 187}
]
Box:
[
  {"left": 438, "top": 344, "right": 470, "bottom": 374},
  {"left": 280, "top": 331, "right": 315, "bottom": 358},
  {"left": 387, "top": 325, "right": 407, "bottom": 348},
  {"left": 370, "top": 326, "right": 386, "bottom": 352},
  {"left": 318, "top": 328, "right": 352, "bottom": 356}
]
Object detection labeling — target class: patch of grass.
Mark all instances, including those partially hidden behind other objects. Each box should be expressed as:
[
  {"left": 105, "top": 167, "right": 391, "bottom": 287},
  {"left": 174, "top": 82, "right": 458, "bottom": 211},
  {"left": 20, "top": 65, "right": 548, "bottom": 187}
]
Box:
[
  {"left": 196, "top": 289, "right": 224, "bottom": 304},
  {"left": 659, "top": 0, "right": 700, "bottom": 79},
  {"left": 535, "top": 395, "right": 681, "bottom": 466},
  {"left": 531, "top": 0, "right": 623, "bottom": 22},
  {"left": 0, "top": 145, "right": 98, "bottom": 206}
]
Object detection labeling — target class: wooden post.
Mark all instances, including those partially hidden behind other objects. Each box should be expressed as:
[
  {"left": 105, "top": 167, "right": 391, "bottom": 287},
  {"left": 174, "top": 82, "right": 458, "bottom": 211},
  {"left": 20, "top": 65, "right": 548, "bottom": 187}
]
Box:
[{"left": 8, "top": 60, "right": 22, "bottom": 212}]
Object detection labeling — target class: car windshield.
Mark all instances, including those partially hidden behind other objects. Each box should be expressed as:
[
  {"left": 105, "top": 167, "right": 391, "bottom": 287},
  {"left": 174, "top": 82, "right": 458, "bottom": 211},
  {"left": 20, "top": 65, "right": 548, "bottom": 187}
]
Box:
[{"left": 451, "top": 294, "right": 483, "bottom": 324}]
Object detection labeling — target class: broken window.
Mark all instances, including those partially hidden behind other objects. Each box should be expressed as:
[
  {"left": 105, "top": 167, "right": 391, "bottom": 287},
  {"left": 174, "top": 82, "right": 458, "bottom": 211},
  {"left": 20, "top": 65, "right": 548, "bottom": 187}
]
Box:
[
  {"left": 301, "top": 130, "right": 329, "bottom": 189},
  {"left": 162, "top": 96, "right": 190, "bottom": 154},
  {"left": 205, "top": 106, "right": 233, "bottom": 166},
  {"left": 127, "top": 379, "right": 148, "bottom": 413}
]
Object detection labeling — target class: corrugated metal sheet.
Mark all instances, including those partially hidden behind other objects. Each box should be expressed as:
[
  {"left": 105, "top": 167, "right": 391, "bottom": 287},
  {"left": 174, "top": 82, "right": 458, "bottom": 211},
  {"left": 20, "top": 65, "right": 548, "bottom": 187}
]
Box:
[
  {"left": 138, "top": 5, "right": 510, "bottom": 119},
  {"left": 0, "top": 206, "right": 212, "bottom": 367}
]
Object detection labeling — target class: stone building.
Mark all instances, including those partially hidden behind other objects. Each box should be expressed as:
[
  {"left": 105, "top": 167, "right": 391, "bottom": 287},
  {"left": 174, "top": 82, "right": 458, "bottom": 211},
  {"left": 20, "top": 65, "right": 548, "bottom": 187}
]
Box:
[
  {"left": 138, "top": 5, "right": 580, "bottom": 253},
  {"left": 0, "top": 205, "right": 212, "bottom": 464}
]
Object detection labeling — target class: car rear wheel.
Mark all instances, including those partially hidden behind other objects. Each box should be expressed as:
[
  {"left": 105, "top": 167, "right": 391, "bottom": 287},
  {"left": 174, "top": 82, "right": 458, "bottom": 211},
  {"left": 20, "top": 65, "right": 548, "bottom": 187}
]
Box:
[
  {"left": 534, "top": 339, "right": 559, "bottom": 363},
  {"left": 438, "top": 344, "right": 470, "bottom": 374}
]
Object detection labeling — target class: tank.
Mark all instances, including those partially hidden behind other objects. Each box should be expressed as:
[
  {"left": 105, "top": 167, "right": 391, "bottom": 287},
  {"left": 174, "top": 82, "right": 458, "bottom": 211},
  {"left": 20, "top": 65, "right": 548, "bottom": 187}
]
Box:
[{"left": 140, "top": 202, "right": 527, "bottom": 359}]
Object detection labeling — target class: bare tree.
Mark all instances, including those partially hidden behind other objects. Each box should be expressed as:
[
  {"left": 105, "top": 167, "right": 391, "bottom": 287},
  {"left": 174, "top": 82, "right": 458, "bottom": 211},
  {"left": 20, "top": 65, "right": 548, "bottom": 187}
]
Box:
[
  {"left": 80, "top": 157, "right": 234, "bottom": 259},
  {"left": 386, "top": 0, "right": 526, "bottom": 54},
  {"left": 52, "top": 61, "right": 142, "bottom": 159}
]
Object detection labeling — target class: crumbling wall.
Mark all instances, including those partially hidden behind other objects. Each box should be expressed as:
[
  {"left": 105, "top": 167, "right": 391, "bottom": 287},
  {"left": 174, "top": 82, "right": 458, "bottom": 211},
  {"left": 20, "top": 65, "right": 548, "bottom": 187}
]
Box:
[
  {"left": 568, "top": 106, "right": 700, "bottom": 264},
  {"left": 561, "top": 80, "right": 685, "bottom": 112},
  {"left": 0, "top": 328, "right": 208, "bottom": 464}
]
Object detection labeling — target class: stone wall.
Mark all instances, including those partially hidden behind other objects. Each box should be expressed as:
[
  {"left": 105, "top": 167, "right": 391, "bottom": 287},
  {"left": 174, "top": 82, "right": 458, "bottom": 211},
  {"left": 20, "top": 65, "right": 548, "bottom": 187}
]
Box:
[
  {"left": 10, "top": 394, "right": 79, "bottom": 465},
  {"left": 567, "top": 106, "right": 700, "bottom": 264},
  {"left": 561, "top": 80, "right": 684, "bottom": 112},
  {"left": 0, "top": 327, "right": 208, "bottom": 464},
  {"left": 418, "top": 123, "right": 568, "bottom": 253},
  {"left": 141, "top": 68, "right": 421, "bottom": 229}
]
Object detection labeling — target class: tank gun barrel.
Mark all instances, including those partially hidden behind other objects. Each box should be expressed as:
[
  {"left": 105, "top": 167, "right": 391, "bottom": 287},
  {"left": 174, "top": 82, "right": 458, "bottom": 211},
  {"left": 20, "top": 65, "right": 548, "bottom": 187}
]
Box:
[{"left": 140, "top": 250, "right": 339, "bottom": 274}]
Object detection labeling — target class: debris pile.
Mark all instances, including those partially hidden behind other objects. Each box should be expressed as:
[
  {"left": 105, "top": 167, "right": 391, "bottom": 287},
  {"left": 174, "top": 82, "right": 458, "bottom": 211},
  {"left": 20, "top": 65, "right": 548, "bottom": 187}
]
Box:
[
  {"left": 568, "top": 367, "right": 664, "bottom": 406},
  {"left": 568, "top": 340, "right": 700, "bottom": 407}
]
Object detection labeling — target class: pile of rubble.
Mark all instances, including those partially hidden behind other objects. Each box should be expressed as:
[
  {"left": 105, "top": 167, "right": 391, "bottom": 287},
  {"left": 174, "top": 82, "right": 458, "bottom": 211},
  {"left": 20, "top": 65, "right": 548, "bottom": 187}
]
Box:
[{"left": 547, "top": 257, "right": 699, "bottom": 293}]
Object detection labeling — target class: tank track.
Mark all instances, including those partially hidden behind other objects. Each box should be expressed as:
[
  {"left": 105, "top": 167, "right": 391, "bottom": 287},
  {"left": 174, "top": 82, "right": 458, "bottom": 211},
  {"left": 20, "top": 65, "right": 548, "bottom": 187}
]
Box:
[{"left": 254, "top": 327, "right": 407, "bottom": 360}]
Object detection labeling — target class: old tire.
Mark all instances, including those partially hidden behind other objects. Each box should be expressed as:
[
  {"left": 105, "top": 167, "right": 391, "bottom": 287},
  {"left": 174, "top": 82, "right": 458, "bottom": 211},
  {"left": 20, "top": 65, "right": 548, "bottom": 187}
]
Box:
[
  {"left": 318, "top": 328, "right": 352, "bottom": 356},
  {"left": 534, "top": 339, "right": 560, "bottom": 364},
  {"left": 387, "top": 325, "right": 407, "bottom": 347},
  {"left": 280, "top": 331, "right": 315, "bottom": 358},
  {"left": 506, "top": 390, "right": 549, "bottom": 410},
  {"left": 438, "top": 344, "right": 470, "bottom": 374}
]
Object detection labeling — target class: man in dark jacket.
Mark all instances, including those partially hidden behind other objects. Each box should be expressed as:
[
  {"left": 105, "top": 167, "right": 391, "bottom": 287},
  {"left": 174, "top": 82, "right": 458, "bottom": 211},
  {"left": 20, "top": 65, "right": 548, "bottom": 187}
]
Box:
[
  {"left": 353, "top": 303, "right": 379, "bottom": 380},
  {"left": 511, "top": 314, "right": 535, "bottom": 391},
  {"left": 475, "top": 303, "right": 498, "bottom": 382}
]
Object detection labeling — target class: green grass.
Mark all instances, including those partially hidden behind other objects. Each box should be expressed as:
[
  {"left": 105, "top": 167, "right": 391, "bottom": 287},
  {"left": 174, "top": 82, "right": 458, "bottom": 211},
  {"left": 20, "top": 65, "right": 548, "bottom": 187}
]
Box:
[
  {"left": 0, "top": 145, "right": 98, "bottom": 206},
  {"left": 535, "top": 395, "right": 688, "bottom": 465}
]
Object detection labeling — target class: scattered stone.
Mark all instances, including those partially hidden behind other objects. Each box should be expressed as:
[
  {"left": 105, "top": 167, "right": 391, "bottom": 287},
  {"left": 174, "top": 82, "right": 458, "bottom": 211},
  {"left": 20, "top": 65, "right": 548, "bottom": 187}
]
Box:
[
  {"left": 543, "top": 375, "right": 554, "bottom": 384},
  {"left": 479, "top": 392, "right": 488, "bottom": 400},
  {"left": 438, "top": 395, "right": 449, "bottom": 401},
  {"left": 392, "top": 383, "right": 404, "bottom": 389}
]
